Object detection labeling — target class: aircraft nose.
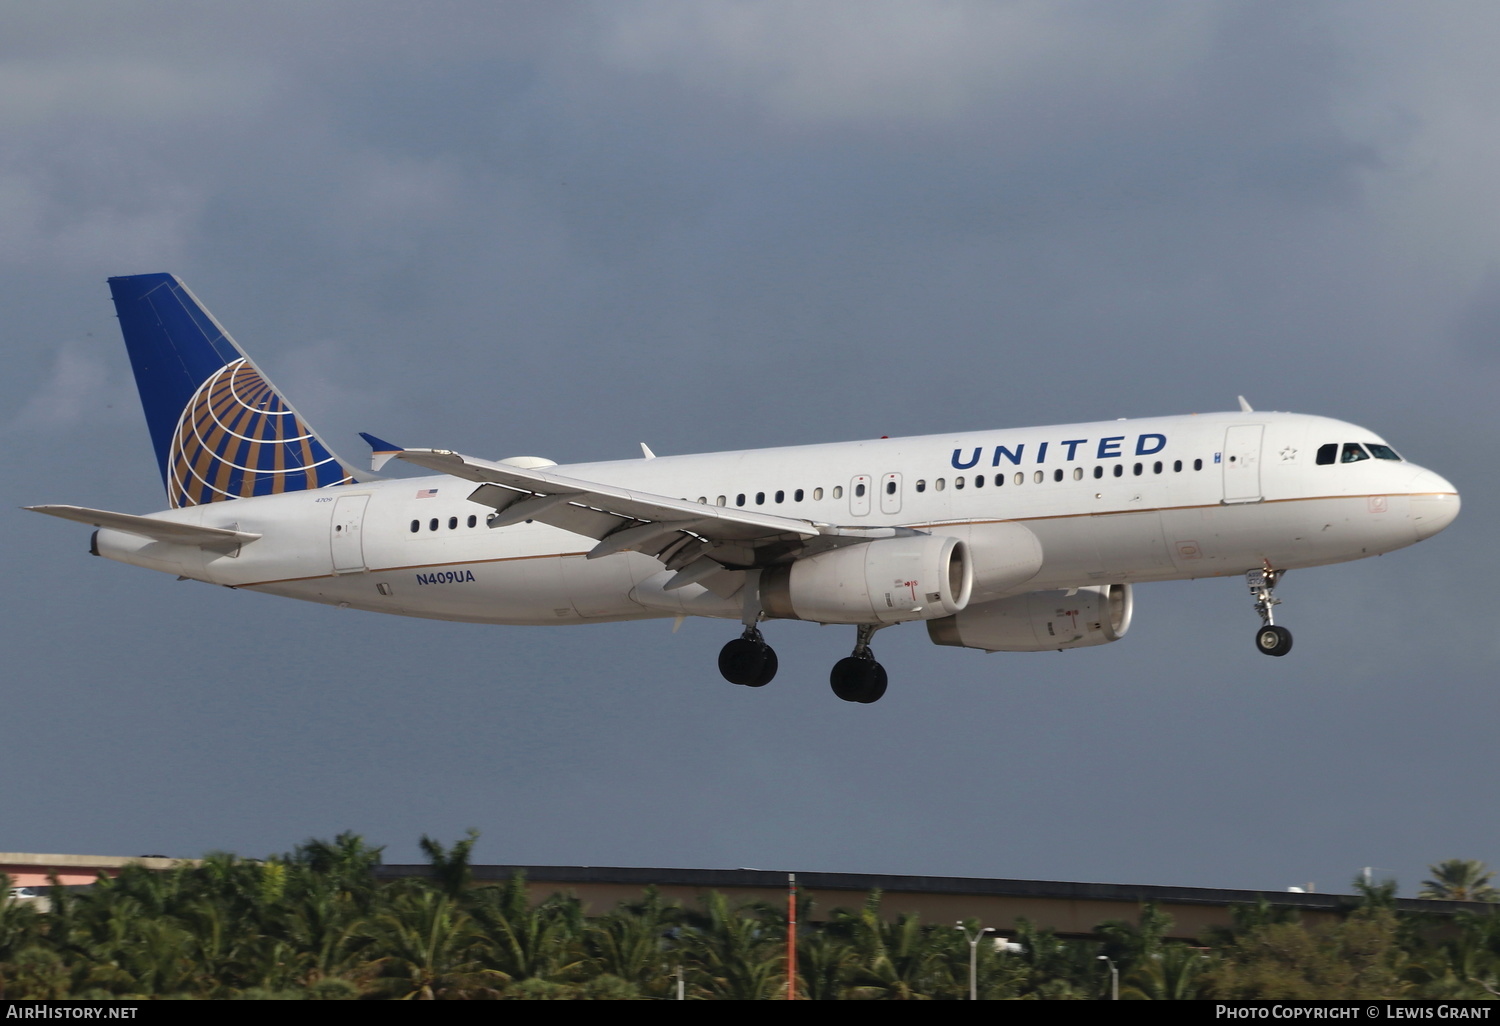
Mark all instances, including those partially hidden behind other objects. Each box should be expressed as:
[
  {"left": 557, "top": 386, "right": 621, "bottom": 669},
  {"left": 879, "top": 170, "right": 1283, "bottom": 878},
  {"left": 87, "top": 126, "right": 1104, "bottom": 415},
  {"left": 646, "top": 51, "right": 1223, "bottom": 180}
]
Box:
[{"left": 1408, "top": 468, "right": 1460, "bottom": 540}]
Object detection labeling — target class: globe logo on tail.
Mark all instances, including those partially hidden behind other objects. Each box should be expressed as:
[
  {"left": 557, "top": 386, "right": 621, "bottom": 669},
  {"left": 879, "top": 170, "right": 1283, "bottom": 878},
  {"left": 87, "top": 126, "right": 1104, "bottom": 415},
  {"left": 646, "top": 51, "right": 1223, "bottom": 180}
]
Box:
[{"left": 167, "top": 358, "right": 354, "bottom": 508}]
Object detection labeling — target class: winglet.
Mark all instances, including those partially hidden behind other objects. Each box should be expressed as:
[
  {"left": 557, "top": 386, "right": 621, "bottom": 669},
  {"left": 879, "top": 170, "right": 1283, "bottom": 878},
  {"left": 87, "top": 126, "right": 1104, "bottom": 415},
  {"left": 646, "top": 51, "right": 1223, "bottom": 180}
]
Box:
[
  {"left": 360, "top": 432, "right": 404, "bottom": 472},
  {"left": 1237, "top": 395, "right": 1254, "bottom": 413},
  {"left": 640, "top": 442, "right": 656, "bottom": 460}
]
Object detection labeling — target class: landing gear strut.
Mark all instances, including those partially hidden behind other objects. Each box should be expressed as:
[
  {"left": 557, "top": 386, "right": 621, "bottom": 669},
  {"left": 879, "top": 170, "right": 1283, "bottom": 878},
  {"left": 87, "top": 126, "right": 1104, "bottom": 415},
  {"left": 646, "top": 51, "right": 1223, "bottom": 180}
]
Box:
[
  {"left": 719, "top": 626, "right": 778, "bottom": 687},
  {"left": 829, "top": 624, "right": 889, "bottom": 704},
  {"left": 1248, "top": 565, "right": 1293, "bottom": 657}
]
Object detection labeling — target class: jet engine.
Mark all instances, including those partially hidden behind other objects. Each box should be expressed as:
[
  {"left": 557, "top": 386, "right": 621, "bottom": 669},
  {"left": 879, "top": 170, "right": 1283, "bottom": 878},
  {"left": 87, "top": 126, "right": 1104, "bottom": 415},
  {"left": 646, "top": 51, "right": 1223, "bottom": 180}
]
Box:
[
  {"left": 926, "top": 583, "right": 1133, "bottom": 652},
  {"left": 761, "top": 535, "right": 972, "bottom": 625}
]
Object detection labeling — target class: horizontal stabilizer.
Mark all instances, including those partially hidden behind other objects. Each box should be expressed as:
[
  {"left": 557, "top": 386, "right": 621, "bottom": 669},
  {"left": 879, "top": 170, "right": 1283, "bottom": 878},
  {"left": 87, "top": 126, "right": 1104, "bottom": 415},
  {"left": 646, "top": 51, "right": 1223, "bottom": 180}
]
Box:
[{"left": 25, "top": 505, "right": 261, "bottom": 549}]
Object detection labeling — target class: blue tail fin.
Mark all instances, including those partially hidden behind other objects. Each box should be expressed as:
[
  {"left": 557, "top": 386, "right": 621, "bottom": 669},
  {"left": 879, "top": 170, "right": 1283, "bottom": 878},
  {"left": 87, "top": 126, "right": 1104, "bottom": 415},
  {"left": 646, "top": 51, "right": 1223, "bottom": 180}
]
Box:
[{"left": 108, "top": 273, "right": 360, "bottom": 508}]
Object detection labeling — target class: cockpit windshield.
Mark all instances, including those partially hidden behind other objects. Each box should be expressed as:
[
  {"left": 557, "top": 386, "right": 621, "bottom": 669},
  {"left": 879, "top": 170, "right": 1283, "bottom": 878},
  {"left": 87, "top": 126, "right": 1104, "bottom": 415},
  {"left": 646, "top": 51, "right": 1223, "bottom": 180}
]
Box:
[{"left": 1315, "top": 442, "right": 1403, "bottom": 465}]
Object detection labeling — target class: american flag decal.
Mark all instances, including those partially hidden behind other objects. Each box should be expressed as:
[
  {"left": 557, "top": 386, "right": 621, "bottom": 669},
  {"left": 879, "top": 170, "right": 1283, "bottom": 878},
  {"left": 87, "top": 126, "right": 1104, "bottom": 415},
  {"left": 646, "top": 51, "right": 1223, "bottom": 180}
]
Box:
[{"left": 416, "top": 488, "right": 439, "bottom": 498}]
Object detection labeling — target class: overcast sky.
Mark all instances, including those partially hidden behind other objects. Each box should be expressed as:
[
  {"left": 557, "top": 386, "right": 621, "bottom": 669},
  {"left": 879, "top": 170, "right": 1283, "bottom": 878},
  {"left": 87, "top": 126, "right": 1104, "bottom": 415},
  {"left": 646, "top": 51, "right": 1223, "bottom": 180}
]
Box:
[{"left": 5, "top": 2, "right": 1496, "bottom": 903}]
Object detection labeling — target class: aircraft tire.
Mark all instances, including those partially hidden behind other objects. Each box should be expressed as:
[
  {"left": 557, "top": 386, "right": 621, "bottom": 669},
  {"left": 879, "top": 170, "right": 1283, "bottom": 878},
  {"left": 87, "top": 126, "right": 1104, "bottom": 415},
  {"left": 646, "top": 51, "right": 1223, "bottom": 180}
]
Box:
[
  {"left": 830, "top": 656, "right": 888, "bottom": 704},
  {"left": 1255, "top": 625, "right": 1293, "bottom": 657},
  {"left": 747, "top": 645, "right": 778, "bottom": 687},
  {"left": 719, "top": 637, "right": 776, "bottom": 686}
]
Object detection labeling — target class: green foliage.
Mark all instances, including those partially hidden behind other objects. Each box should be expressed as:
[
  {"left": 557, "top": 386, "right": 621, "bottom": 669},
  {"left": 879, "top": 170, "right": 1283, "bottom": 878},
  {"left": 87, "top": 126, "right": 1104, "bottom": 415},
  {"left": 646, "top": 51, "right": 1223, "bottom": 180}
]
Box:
[
  {"left": 4, "top": 844, "right": 1496, "bottom": 999},
  {"left": 1421, "top": 860, "right": 1500, "bottom": 903}
]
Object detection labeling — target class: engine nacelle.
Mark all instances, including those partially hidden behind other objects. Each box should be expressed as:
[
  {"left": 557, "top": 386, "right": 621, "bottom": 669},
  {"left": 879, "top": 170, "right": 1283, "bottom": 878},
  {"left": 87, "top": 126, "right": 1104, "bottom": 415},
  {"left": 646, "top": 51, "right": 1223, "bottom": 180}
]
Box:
[
  {"left": 762, "top": 535, "right": 972, "bottom": 625},
  {"left": 926, "top": 583, "right": 1133, "bottom": 652}
]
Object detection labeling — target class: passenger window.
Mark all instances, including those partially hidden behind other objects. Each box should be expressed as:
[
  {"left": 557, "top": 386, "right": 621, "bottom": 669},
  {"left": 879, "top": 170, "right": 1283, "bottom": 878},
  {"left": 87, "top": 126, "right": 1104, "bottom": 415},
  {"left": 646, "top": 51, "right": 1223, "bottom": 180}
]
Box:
[
  {"left": 1316, "top": 443, "right": 1337, "bottom": 465},
  {"left": 449, "top": 516, "right": 458, "bottom": 530},
  {"left": 1193, "top": 458, "right": 1203, "bottom": 471},
  {"left": 1033, "top": 471, "right": 1044, "bottom": 484},
  {"left": 736, "top": 494, "right": 746, "bottom": 506},
  {"left": 1153, "top": 461, "right": 1163, "bottom": 474},
  {"left": 794, "top": 489, "right": 804, "bottom": 501},
  {"left": 1113, "top": 465, "right": 1124, "bottom": 478},
  {"left": 1053, "top": 469, "right": 1063, "bottom": 482},
  {"left": 1367, "top": 444, "right": 1402, "bottom": 461},
  {"left": 755, "top": 492, "right": 765, "bottom": 505},
  {"left": 854, "top": 484, "right": 865, "bottom": 498},
  {"left": 885, "top": 481, "right": 897, "bottom": 494},
  {"left": 815, "top": 488, "right": 825, "bottom": 500},
  {"left": 1073, "top": 467, "right": 1083, "bottom": 480},
  {"left": 832, "top": 486, "right": 843, "bottom": 499},
  {"left": 1173, "top": 460, "right": 1182, "bottom": 472},
  {"left": 974, "top": 474, "right": 985, "bottom": 488},
  {"left": 410, "top": 520, "right": 420, "bottom": 533},
  {"left": 775, "top": 490, "right": 784, "bottom": 503},
  {"left": 1093, "top": 466, "right": 1103, "bottom": 479},
  {"left": 1014, "top": 472, "right": 1024, "bottom": 485},
  {"left": 935, "top": 479, "right": 946, "bottom": 492},
  {"left": 716, "top": 496, "right": 726, "bottom": 506},
  {"left": 955, "top": 477, "right": 965, "bottom": 490},
  {"left": 429, "top": 519, "right": 438, "bottom": 531},
  {"left": 1133, "top": 463, "right": 1143, "bottom": 476},
  {"left": 915, "top": 480, "right": 926, "bottom": 493},
  {"left": 1341, "top": 443, "right": 1370, "bottom": 464},
  {"left": 467, "top": 515, "right": 477, "bottom": 528},
  {"left": 995, "top": 474, "right": 1005, "bottom": 487}
]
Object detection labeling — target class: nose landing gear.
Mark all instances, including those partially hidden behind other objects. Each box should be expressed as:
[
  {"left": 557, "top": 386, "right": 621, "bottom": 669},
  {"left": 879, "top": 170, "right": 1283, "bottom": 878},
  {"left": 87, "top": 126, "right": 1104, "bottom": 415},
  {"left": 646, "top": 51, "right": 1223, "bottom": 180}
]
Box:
[
  {"left": 718, "top": 626, "right": 778, "bottom": 687},
  {"left": 1248, "top": 565, "right": 1293, "bottom": 657},
  {"left": 829, "top": 624, "right": 889, "bottom": 704}
]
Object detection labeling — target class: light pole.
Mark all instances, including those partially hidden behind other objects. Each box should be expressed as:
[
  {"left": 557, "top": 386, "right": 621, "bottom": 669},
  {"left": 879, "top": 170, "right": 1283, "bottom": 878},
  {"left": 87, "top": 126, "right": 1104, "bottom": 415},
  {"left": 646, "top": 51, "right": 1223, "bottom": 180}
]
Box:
[
  {"left": 1097, "top": 955, "right": 1118, "bottom": 1000},
  {"left": 956, "top": 922, "right": 996, "bottom": 1000}
]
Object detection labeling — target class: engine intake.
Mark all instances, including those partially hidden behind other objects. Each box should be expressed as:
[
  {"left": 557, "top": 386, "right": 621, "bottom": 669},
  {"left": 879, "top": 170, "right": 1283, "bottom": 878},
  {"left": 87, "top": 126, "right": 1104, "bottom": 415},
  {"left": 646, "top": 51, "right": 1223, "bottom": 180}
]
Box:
[{"left": 762, "top": 535, "right": 972, "bottom": 625}]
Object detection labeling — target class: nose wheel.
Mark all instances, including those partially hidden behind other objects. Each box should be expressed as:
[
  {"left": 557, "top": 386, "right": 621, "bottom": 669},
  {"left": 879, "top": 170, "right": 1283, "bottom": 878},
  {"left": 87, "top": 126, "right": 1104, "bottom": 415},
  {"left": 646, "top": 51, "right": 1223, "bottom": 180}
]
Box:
[
  {"left": 1256, "top": 624, "right": 1293, "bottom": 657},
  {"left": 719, "top": 626, "right": 778, "bottom": 687},
  {"left": 830, "top": 624, "right": 889, "bottom": 703},
  {"left": 1247, "top": 566, "right": 1293, "bottom": 657}
]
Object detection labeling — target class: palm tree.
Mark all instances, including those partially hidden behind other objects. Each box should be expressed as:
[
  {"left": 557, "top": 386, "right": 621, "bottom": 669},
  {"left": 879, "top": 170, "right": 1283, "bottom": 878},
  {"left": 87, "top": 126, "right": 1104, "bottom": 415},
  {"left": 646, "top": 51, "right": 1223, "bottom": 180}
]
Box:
[
  {"left": 1420, "top": 861, "right": 1499, "bottom": 902},
  {"left": 825, "top": 893, "right": 952, "bottom": 1000},
  {"left": 681, "top": 891, "right": 785, "bottom": 1000},
  {"left": 584, "top": 887, "right": 682, "bottom": 998},
  {"left": 467, "top": 873, "right": 587, "bottom": 989},
  {"left": 359, "top": 887, "right": 487, "bottom": 999}
]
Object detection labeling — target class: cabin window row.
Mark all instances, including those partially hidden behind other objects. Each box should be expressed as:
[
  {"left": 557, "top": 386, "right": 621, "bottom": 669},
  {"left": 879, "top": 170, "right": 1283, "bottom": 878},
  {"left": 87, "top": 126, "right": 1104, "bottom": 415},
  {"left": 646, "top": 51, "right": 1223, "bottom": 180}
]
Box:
[
  {"left": 683, "top": 457, "right": 1207, "bottom": 507},
  {"left": 690, "top": 487, "right": 843, "bottom": 507},
  {"left": 410, "top": 515, "right": 480, "bottom": 533},
  {"left": 916, "top": 458, "right": 1205, "bottom": 491}
]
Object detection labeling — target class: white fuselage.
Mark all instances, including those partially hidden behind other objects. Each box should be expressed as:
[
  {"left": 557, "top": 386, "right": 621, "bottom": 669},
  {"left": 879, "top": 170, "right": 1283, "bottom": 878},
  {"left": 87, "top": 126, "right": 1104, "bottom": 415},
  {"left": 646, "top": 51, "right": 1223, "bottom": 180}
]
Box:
[{"left": 92, "top": 411, "right": 1460, "bottom": 626}]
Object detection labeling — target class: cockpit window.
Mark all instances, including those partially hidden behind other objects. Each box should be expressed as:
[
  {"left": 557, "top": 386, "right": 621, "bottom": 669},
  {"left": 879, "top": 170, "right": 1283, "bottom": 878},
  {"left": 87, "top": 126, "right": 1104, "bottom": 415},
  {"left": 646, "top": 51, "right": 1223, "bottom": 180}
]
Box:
[
  {"left": 1316, "top": 443, "right": 1337, "bottom": 465},
  {"left": 1366, "top": 443, "right": 1402, "bottom": 461},
  {"left": 1341, "top": 443, "right": 1370, "bottom": 464}
]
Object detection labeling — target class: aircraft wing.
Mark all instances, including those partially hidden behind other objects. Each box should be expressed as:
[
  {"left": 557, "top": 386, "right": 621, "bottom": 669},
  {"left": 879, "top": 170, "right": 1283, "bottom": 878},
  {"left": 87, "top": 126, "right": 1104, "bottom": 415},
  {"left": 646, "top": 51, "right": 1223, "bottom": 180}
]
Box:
[
  {"left": 26, "top": 505, "right": 262, "bottom": 550},
  {"left": 396, "top": 448, "right": 905, "bottom": 589}
]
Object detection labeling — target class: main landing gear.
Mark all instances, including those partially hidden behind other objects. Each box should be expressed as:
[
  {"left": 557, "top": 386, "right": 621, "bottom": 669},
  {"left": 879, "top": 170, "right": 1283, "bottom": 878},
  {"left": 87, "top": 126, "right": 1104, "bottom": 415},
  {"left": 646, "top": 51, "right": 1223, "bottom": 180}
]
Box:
[
  {"left": 718, "top": 626, "right": 778, "bottom": 687},
  {"left": 1248, "top": 565, "right": 1293, "bottom": 657},
  {"left": 829, "top": 624, "right": 888, "bottom": 704},
  {"left": 716, "top": 622, "right": 891, "bottom": 703}
]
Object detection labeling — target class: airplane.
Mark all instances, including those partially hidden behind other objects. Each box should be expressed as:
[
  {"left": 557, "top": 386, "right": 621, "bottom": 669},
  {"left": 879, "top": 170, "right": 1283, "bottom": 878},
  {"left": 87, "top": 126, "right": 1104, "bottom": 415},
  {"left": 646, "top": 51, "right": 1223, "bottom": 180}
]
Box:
[{"left": 28, "top": 273, "right": 1461, "bottom": 704}]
